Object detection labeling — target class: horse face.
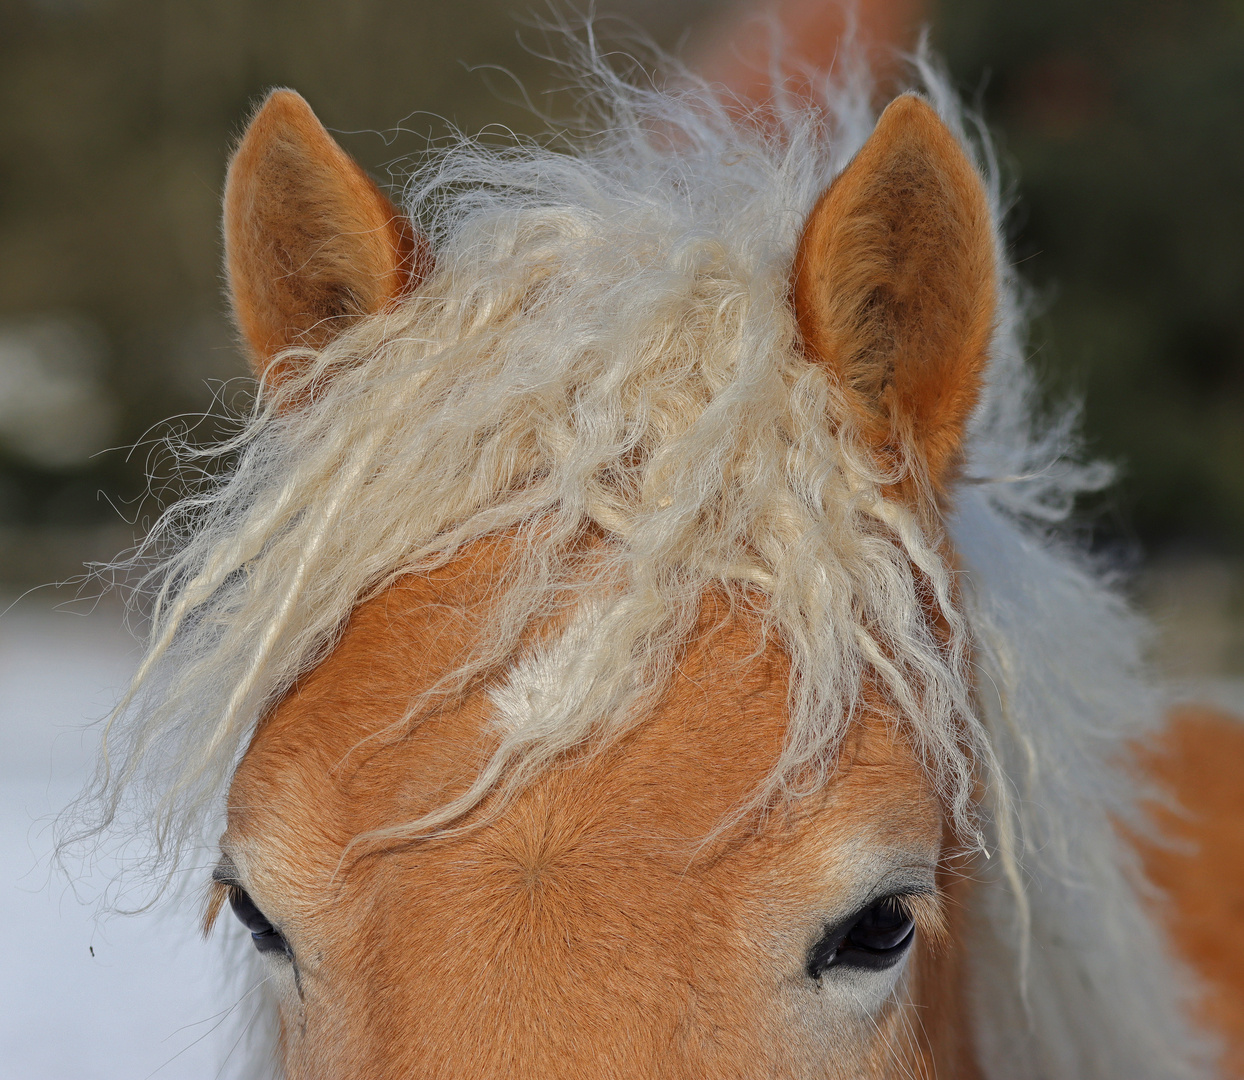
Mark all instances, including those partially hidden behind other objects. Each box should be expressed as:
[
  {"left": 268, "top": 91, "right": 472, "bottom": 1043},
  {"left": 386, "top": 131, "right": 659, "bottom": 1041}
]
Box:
[
  {"left": 209, "top": 85, "right": 994, "bottom": 1077},
  {"left": 216, "top": 551, "right": 969, "bottom": 1079}
]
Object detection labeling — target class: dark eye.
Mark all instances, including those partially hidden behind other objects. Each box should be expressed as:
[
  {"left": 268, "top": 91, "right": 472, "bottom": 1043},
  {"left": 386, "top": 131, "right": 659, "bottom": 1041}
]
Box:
[
  {"left": 806, "top": 895, "right": 916, "bottom": 979},
  {"left": 228, "top": 886, "right": 293, "bottom": 959}
]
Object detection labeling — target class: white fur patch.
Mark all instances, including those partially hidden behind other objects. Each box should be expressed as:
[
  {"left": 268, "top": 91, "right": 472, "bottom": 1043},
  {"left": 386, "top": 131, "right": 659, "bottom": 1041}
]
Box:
[{"left": 488, "top": 601, "right": 609, "bottom": 737}]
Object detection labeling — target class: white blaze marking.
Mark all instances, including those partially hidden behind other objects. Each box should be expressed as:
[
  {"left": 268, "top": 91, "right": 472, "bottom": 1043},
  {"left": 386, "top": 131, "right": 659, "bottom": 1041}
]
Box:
[{"left": 488, "top": 600, "right": 611, "bottom": 737}]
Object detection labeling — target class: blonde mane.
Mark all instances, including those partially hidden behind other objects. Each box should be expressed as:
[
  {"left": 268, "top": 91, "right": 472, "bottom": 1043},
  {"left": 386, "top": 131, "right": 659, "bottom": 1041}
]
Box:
[{"left": 70, "top": 41, "right": 1214, "bottom": 1080}]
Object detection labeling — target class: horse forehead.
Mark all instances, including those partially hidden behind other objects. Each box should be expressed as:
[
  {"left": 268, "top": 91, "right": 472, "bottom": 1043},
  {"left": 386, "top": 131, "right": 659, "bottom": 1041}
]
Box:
[{"left": 230, "top": 559, "right": 937, "bottom": 887}]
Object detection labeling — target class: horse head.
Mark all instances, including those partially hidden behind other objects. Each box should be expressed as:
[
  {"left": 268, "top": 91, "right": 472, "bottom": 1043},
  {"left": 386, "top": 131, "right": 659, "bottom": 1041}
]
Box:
[
  {"left": 86, "top": 58, "right": 1219, "bottom": 1079},
  {"left": 204, "top": 84, "right": 991, "bottom": 1078}
]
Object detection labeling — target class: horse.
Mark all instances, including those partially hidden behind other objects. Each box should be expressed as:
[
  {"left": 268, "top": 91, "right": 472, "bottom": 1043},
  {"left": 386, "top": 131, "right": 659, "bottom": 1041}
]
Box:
[{"left": 75, "top": 44, "right": 1244, "bottom": 1080}]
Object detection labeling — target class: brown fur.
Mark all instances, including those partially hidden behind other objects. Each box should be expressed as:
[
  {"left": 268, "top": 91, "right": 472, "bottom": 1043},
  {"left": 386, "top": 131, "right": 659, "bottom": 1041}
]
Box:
[
  {"left": 223, "top": 89, "right": 430, "bottom": 383},
  {"left": 791, "top": 95, "right": 996, "bottom": 493},
  {"left": 222, "top": 547, "right": 977, "bottom": 1079},
  {"left": 1136, "top": 706, "right": 1244, "bottom": 1077}
]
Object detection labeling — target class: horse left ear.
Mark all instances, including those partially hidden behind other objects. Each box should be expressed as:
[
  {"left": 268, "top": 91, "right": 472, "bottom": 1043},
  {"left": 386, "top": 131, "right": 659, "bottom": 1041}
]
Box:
[
  {"left": 792, "top": 94, "right": 996, "bottom": 492},
  {"left": 223, "top": 89, "right": 430, "bottom": 385}
]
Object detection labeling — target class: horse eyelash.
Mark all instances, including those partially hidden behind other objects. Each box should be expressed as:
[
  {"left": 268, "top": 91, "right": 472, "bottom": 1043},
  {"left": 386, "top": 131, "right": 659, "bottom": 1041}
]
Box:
[
  {"left": 888, "top": 888, "right": 948, "bottom": 954},
  {"left": 202, "top": 879, "right": 231, "bottom": 937}
]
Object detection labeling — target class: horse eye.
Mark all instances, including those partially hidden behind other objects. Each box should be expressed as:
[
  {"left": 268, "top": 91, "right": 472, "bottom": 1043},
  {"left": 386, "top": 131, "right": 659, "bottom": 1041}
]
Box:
[
  {"left": 807, "top": 896, "right": 916, "bottom": 979},
  {"left": 228, "top": 886, "right": 292, "bottom": 959}
]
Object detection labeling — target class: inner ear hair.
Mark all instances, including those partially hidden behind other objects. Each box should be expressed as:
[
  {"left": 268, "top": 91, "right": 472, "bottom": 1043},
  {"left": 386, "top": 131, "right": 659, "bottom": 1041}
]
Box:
[
  {"left": 792, "top": 94, "right": 996, "bottom": 493},
  {"left": 223, "top": 88, "right": 430, "bottom": 385}
]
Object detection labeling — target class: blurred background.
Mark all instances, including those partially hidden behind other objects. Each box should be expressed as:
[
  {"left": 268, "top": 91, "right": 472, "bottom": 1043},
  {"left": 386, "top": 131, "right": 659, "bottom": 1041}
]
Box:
[{"left": 0, "top": 0, "right": 1240, "bottom": 1075}]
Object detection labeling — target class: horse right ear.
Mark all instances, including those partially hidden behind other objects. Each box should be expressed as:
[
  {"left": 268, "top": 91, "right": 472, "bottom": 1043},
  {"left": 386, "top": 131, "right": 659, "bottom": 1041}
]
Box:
[
  {"left": 223, "top": 89, "right": 430, "bottom": 386},
  {"left": 791, "top": 95, "right": 996, "bottom": 494}
]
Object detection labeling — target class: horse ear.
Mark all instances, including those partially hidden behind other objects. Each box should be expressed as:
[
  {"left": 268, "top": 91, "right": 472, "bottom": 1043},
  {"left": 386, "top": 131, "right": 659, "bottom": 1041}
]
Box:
[
  {"left": 792, "top": 94, "right": 995, "bottom": 492},
  {"left": 223, "top": 89, "right": 430, "bottom": 383}
]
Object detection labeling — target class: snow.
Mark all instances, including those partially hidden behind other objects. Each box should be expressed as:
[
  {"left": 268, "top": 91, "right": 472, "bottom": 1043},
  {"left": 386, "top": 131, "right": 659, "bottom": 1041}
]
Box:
[{"left": 0, "top": 597, "right": 242, "bottom": 1079}]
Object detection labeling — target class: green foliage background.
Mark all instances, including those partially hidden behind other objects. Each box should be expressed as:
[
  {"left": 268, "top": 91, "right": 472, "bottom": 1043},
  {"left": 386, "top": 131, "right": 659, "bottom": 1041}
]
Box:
[{"left": 932, "top": 0, "right": 1244, "bottom": 552}]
